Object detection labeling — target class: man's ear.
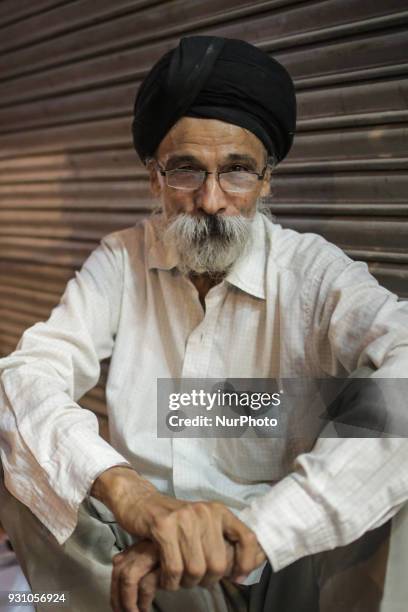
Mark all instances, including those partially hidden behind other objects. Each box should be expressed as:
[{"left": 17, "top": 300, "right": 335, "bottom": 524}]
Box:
[
  {"left": 260, "top": 147, "right": 273, "bottom": 198},
  {"left": 260, "top": 169, "right": 272, "bottom": 198},
  {"left": 146, "top": 159, "right": 161, "bottom": 199}
]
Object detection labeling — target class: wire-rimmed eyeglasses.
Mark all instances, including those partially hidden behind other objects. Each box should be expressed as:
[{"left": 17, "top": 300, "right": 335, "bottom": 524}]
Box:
[{"left": 155, "top": 163, "right": 268, "bottom": 194}]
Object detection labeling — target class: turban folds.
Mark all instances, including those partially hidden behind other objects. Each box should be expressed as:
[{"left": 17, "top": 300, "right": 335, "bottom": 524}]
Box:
[{"left": 132, "top": 36, "right": 296, "bottom": 165}]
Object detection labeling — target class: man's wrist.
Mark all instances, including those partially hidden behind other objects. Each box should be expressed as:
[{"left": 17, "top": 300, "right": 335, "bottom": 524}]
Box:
[{"left": 90, "top": 465, "right": 156, "bottom": 510}]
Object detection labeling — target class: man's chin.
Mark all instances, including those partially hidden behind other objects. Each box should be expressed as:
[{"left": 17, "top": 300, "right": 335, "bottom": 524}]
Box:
[
  {"left": 180, "top": 264, "right": 229, "bottom": 277},
  {"left": 160, "top": 211, "right": 253, "bottom": 275},
  {"left": 176, "top": 243, "right": 246, "bottom": 277}
]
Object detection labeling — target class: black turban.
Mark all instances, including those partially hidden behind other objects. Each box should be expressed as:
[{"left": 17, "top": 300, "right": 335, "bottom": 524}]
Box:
[{"left": 132, "top": 36, "right": 296, "bottom": 165}]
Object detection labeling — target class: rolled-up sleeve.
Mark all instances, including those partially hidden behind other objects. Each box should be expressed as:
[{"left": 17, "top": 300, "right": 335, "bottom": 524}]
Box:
[
  {"left": 0, "top": 233, "right": 130, "bottom": 544},
  {"left": 239, "top": 255, "right": 408, "bottom": 571}
]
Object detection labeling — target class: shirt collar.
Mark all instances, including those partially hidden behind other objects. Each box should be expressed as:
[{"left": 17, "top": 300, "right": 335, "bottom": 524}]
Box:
[
  {"left": 224, "top": 212, "right": 266, "bottom": 299},
  {"left": 146, "top": 212, "right": 267, "bottom": 300},
  {"left": 146, "top": 214, "right": 179, "bottom": 271}
]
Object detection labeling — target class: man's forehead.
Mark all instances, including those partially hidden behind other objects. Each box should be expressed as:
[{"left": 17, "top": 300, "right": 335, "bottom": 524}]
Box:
[{"left": 156, "top": 117, "right": 266, "bottom": 161}]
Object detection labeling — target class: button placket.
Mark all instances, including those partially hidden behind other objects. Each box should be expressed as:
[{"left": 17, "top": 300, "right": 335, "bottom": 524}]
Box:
[
  {"left": 174, "top": 283, "right": 226, "bottom": 499},
  {"left": 181, "top": 284, "right": 225, "bottom": 378}
]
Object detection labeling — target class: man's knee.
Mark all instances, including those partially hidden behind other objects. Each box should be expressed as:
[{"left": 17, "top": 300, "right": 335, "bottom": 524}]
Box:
[{"left": 0, "top": 469, "right": 120, "bottom": 611}]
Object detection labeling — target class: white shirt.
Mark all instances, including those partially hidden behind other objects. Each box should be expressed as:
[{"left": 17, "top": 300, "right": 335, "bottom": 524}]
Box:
[{"left": 1, "top": 212, "right": 408, "bottom": 580}]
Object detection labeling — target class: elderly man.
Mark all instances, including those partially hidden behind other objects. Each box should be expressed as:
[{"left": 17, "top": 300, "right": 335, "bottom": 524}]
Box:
[{"left": 1, "top": 35, "right": 408, "bottom": 612}]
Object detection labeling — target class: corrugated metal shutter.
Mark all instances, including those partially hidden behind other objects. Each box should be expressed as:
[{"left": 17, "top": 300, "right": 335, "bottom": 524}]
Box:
[{"left": 1, "top": 1, "right": 407, "bottom": 427}]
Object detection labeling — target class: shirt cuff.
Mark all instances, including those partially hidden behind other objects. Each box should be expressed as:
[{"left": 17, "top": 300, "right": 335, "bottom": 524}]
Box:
[
  {"left": 3, "top": 448, "right": 131, "bottom": 546},
  {"left": 238, "top": 475, "right": 331, "bottom": 572}
]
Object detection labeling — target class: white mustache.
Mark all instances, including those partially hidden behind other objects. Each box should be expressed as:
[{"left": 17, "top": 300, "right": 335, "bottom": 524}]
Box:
[{"left": 168, "top": 213, "right": 250, "bottom": 242}]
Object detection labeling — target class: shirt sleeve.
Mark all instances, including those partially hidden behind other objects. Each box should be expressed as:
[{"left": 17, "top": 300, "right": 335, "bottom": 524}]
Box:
[
  {"left": 239, "top": 253, "right": 408, "bottom": 571},
  {"left": 0, "top": 233, "right": 131, "bottom": 545}
]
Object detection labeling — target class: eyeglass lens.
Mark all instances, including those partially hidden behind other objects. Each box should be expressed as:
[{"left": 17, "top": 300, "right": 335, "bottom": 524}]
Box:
[{"left": 166, "top": 170, "right": 259, "bottom": 193}]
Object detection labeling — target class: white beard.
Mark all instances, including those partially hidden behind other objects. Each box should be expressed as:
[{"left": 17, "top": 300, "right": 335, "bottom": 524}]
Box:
[{"left": 161, "top": 212, "right": 254, "bottom": 276}]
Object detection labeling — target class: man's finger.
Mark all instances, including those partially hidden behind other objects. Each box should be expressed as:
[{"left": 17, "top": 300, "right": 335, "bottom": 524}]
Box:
[
  {"left": 178, "top": 513, "right": 207, "bottom": 589},
  {"left": 111, "top": 543, "right": 158, "bottom": 612},
  {"left": 152, "top": 520, "right": 184, "bottom": 591},
  {"left": 234, "top": 530, "right": 264, "bottom": 578},
  {"left": 199, "top": 519, "right": 228, "bottom": 588},
  {"left": 138, "top": 569, "right": 160, "bottom": 612},
  {"left": 222, "top": 514, "right": 262, "bottom": 579},
  {"left": 119, "top": 563, "right": 145, "bottom": 612},
  {"left": 225, "top": 541, "right": 235, "bottom": 576},
  {"left": 111, "top": 553, "right": 127, "bottom": 612}
]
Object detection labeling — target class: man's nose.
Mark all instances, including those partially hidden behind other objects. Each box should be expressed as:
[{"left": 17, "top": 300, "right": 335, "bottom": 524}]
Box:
[{"left": 196, "top": 173, "right": 228, "bottom": 215}]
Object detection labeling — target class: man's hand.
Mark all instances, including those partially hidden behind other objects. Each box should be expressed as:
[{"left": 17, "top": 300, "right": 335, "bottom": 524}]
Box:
[
  {"left": 92, "top": 466, "right": 265, "bottom": 590},
  {"left": 111, "top": 539, "right": 238, "bottom": 612}
]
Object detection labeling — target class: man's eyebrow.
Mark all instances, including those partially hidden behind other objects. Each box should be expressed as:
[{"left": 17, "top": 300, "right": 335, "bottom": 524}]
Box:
[
  {"left": 165, "top": 155, "right": 202, "bottom": 168},
  {"left": 224, "top": 153, "right": 258, "bottom": 169},
  {"left": 164, "top": 153, "right": 259, "bottom": 169}
]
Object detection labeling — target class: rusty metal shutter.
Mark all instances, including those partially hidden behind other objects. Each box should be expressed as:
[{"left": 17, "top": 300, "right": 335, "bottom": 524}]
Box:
[{"left": 1, "top": 1, "right": 407, "bottom": 426}]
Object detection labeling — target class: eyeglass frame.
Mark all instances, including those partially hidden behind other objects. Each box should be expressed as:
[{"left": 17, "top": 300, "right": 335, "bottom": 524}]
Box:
[{"left": 153, "top": 160, "right": 270, "bottom": 193}]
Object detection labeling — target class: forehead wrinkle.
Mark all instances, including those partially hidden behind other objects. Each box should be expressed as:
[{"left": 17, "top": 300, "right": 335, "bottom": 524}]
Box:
[
  {"left": 164, "top": 154, "right": 201, "bottom": 166},
  {"left": 157, "top": 117, "right": 265, "bottom": 157}
]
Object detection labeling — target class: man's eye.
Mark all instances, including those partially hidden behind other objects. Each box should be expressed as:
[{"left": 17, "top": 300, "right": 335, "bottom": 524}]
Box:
[{"left": 226, "top": 165, "right": 251, "bottom": 172}]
